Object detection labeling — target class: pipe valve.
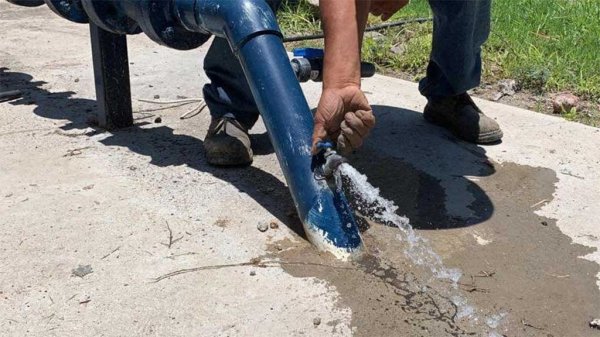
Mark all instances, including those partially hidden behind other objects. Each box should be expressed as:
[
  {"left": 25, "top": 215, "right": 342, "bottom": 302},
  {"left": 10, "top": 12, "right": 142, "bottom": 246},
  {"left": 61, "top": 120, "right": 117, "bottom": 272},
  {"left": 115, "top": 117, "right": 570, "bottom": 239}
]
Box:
[
  {"left": 292, "top": 48, "right": 376, "bottom": 83},
  {"left": 314, "top": 141, "right": 347, "bottom": 180}
]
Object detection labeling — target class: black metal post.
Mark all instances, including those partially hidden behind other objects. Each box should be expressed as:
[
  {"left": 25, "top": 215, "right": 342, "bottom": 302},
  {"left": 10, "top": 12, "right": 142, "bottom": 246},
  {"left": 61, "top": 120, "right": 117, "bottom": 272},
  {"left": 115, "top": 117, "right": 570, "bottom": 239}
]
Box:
[{"left": 89, "top": 22, "right": 133, "bottom": 129}]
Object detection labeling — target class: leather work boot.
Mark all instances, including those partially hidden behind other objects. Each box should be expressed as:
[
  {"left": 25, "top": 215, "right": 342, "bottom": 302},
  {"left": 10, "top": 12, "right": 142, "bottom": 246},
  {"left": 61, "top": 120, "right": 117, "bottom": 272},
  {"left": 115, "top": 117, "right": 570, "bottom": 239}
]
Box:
[
  {"left": 423, "top": 93, "right": 503, "bottom": 144},
  {"left": 204, "top": 114, "right": 253, "bottom": 166}
]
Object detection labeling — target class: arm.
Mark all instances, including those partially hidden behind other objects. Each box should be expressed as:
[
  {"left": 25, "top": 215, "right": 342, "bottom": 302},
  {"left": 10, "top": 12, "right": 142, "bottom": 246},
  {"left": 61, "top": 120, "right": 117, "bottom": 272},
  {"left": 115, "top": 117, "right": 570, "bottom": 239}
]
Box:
[
  {"left": 320, "top": 0, "right": 370, "bottom": 89},
  {"left": 370, "top": 0, "right": 410, "bottom": 21},
  {"left": 312, "top": 0, "right": 374, "bottom": 154}
]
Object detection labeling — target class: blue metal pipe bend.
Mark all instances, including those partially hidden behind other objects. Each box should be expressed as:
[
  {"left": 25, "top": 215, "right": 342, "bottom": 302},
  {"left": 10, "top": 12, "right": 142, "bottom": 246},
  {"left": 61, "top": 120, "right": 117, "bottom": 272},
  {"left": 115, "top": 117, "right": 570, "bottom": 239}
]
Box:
[
  {"left": 190, "top": 0, "right": 364, "bottom": 259},
  {"left": 5, "top": 0, "right": 365, "bottom": 259},
  {"left": 174, "top": 0, "right": 281, "bottom": 52}
]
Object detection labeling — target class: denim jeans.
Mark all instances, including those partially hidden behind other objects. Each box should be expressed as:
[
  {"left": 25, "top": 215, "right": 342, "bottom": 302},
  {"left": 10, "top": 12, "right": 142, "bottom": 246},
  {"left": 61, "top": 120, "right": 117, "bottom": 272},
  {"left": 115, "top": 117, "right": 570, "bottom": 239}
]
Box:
[
  {"left": 202, "top": 0, "right": 281, "bottom": 129},
  {"left": 419, "top": 0, "right": 491, "bottom": 98},
  {"left": 203, "top": 0, "right": 491, "bottom": 129}
]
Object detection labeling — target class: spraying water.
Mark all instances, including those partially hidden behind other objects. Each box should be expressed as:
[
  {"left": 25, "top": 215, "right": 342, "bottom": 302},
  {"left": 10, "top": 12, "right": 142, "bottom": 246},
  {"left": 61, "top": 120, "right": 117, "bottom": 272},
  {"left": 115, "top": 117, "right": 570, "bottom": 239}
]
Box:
[{"left": 338, "top": 163, "right": 462, "bottom": 283}]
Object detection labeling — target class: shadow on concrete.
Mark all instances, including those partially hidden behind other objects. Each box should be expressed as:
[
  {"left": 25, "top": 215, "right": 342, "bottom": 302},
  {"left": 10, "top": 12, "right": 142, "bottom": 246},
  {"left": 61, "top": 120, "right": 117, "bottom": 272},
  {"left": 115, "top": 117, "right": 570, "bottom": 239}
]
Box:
[
  {"left": 348, "top": 105, "right": 496, "bottom": 230},
  {"left": 1, "top": 67, "right": 303, "bottom": 237},
  {"left": 249, "top": 131, "right": 275, "bottom": 156},
  {"left": 1, "top": 67, "right": 97, "bottom": 131},
  {"left": 100, "top": 126, "right": 304, "bottom": 236}
]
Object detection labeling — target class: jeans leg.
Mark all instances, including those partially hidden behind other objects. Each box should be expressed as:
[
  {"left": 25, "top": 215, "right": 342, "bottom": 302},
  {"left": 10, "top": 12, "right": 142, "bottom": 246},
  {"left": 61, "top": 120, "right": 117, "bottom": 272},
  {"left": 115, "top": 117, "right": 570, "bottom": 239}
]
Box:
[
  {"left": 419, "top": 0, "right": 491, "bottom": 98},
  {"left": 202, "top": 0, "right": 282, "bottom": 130}
]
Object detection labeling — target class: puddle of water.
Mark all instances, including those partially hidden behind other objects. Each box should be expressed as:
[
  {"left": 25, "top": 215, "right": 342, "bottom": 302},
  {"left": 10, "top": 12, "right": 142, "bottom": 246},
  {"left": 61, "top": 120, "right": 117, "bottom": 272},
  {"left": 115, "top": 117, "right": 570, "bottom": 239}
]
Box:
[
  {"left": 337, "top": 163, "right": 506, "bottom": 334},
  {"left": 485, "top": 312, "right": 508, "bottom": 329}
]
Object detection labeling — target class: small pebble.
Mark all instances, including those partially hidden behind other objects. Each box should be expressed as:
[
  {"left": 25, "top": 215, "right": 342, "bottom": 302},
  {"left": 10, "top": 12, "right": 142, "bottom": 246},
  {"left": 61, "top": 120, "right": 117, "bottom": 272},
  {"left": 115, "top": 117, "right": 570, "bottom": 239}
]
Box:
[
  {"left": 498, "top": 79, "right": 518, "bottom": 96},
  {"left": 154, "top": 94, "right": 160, "bottom": 99},
  {"left": 541, "top": 221, "right": 548, "bottom": 226},
  {"left": 552, "top": 93, "right": 579, "bottom": 114},
  {"left": 590, "top": 318, "right": 600, "bottom": 330},
  {"left": 249, "top": 271, "right": 256, "bottom": 276},
  {"left": 257, "top": 222, "right": 269, "bottom": 232},
  {"left": 154, "top": 117, "right": 162, "bottom": 123},
  {"left": 374, "top": 270, "right": 386, "bottom": 277},
  {"left": 269, "top": 221, "right": 279, "bottom": 229},
  {"left": 74, "top": 78, "right": 79, "bottom": 83},
  {"left": 72, "top": 265, "right": 93, "bottom": 278},
  {"left": 313, "top": 317, "right": 321, "bottom": 327}
]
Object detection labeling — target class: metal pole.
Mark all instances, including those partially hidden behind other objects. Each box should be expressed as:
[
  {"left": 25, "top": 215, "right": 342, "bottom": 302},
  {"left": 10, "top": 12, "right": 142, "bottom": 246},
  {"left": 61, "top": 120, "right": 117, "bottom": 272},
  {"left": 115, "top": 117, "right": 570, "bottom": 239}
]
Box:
[{"left": 89, "top": 22, "right": 133, "bottom": 129}]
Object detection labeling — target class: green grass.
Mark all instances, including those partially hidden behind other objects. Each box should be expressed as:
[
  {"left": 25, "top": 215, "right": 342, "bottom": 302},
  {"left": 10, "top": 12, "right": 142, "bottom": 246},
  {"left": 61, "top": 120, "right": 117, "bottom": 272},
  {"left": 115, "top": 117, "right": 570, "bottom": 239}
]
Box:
[
  {"left": 278, "top": 0, "right": 600, "bottom": 123},
  {"left": 486, "top": 0, "right": 600, "bottom": 98},
  {"left": 278, "top": 0, "right": 322, "bottom": 37}
]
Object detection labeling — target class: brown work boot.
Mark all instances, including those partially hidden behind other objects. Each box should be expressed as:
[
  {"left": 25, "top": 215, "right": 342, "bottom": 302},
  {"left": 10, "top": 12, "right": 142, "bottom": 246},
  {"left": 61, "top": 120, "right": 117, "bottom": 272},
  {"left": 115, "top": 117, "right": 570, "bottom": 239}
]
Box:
[
  {"left": 424, "top": 93, "right": 503, "bottom": 144},
  {"left": 204, "top": 114, "right": 253, "bottom": 166}
]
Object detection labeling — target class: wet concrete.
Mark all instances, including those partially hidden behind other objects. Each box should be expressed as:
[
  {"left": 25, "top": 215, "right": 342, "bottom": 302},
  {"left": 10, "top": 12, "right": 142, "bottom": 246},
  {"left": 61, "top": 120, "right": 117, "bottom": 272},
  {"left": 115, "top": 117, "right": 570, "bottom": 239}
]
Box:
[
  {"left": 442, "top": 162, "right": 600, "bottom": 336},
  {"left": 266, "top": 159, "right": 600, "bottom": 336}
]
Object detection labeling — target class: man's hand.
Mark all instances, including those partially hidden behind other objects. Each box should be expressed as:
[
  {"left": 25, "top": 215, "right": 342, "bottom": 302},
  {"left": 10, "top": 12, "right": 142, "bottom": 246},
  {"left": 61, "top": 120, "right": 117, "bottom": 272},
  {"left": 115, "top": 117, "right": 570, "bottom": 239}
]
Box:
[
  {"left": 370, "top": 0, "right": 410, "bottom": 21},
  {"left": 312, "top": 85, "right": 375, "bottom": 155},
  {"left": 317, "top": 0, "right": 373, "bottom": 155}
]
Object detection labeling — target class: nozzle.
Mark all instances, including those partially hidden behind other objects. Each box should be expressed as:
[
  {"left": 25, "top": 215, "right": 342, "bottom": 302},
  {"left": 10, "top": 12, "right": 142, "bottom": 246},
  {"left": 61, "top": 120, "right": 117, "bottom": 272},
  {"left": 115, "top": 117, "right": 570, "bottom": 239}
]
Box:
[
  {"left": 314, "top": 141, "right": 346, "bottom": 179},
  {"left": 322, "top": 150, "right": 345, "bottom": 178}
]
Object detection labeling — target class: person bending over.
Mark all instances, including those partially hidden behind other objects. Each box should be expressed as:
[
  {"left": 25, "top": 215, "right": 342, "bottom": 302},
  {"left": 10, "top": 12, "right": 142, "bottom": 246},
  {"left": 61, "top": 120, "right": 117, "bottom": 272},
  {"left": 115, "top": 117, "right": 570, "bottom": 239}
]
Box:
[{"left": 202, "top": 0, "right": 501, "bottom": 166}]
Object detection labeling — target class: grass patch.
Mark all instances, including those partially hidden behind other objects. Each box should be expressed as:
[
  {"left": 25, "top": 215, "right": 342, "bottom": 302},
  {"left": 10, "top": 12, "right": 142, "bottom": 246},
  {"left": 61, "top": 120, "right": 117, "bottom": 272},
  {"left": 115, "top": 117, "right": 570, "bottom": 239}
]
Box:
[
  {"left": 278, "top": 0, "right": 321, "bottom": 37},
  {"left": 278, "top": 0, "right": 600, "bottom": 125},
  {"left": 487, "top": 0, "right": 600, "bottom": 99}
]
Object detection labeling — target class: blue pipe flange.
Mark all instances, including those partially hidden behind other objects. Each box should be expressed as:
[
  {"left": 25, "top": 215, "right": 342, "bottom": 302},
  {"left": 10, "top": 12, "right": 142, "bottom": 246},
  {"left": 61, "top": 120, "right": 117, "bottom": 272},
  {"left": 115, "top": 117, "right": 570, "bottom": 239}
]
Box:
[
  {"left": 190, "top": 0, "right": 282, "bottom": 51},
  {"left": 44, "top": 0, "right": 88, "bottom": 23},
  {"left": 7, "top": 0, "right": 45, "bottom": 7},
  {"left": 137, "top": 0, "right": 210, "bottom": 50},
  {"left": 80, "top": 0, "right": 141, "bottom": 35}
]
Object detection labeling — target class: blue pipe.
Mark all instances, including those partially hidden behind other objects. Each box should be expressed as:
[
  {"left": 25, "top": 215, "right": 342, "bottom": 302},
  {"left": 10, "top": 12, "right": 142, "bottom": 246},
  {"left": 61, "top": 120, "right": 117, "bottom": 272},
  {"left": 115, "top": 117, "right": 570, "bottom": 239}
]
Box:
[
  {"left": 237, "top": 34, "right": 362, "bottom": 258},
  {"left": 6, "top": 0, "right": 364, "bottom": 259},
  {"left": 185, "top": 0, "right": 363, "bottom": 258}
]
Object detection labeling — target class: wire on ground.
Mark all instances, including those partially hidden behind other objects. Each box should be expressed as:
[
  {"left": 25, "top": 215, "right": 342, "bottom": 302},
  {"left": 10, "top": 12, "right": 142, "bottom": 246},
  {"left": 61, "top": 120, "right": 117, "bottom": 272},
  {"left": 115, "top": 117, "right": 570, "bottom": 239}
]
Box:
[{"left": 283, "top": 17, "right": 432, "bottom": 43}]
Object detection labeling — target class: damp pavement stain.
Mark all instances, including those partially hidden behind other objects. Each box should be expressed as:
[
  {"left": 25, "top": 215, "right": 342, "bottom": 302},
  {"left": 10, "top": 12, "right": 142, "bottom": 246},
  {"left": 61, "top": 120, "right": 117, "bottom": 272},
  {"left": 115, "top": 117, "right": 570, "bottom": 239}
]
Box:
[
  {"left": 266, "top": 240, "right": 484, "bottom": 336},
  {"left": 265, "top": 160, "right": 600, "bottom": 337},
  {"left": 440, "top": 162, "right": 600, "bottom": 336}
]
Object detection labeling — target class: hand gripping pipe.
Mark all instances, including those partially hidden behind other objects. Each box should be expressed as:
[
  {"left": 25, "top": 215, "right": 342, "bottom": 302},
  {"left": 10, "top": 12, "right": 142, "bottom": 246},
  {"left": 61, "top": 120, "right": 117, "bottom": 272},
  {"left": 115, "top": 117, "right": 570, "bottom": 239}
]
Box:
[{"left": 6, "top": 0, "right": 364, "bottom": 259}]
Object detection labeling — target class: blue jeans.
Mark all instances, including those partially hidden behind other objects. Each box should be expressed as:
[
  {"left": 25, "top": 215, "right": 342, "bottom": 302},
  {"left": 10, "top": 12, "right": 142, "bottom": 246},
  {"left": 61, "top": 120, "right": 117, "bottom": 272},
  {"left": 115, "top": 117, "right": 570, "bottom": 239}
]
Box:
[
  {"left": 202, "top": 0, "right": 281, "bottom": 129},
  {"left": 203, "top": 0, "right": 491, "bottom": 129},
  {"left": 419, "top": 0, "right": 491, "bottom": 98}
]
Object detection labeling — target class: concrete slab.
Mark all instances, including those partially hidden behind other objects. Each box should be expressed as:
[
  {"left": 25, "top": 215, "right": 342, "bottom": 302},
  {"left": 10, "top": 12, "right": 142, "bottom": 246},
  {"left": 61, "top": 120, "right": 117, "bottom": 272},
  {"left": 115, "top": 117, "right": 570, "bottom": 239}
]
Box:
[{"left": 1, "top": 4, "right": 599, "bottom": 336}]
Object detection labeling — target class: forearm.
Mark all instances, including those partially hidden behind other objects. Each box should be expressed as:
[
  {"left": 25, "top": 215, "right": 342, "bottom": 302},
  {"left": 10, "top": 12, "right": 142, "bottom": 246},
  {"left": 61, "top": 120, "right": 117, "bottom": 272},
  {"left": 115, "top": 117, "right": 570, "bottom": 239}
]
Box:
[{"left": 320, "top": 0, "right": 370, "bottom": 89}]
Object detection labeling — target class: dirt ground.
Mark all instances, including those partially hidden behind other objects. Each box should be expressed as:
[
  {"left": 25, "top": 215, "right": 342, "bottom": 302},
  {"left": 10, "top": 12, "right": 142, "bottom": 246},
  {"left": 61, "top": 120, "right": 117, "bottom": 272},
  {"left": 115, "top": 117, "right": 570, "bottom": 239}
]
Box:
[
  {"left": 2, "top": 3, "right": 600, "bottom": 337},
  {"left": 380, "top": 68, "right": 600, "bottom": 128}
]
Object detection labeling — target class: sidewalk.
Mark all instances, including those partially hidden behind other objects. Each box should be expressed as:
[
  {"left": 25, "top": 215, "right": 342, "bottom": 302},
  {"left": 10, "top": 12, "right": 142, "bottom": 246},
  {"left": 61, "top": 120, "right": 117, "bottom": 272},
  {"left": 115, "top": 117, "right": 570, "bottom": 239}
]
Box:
[{"left": 1, "top": 4, "right": 599, "bottom": 336}]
